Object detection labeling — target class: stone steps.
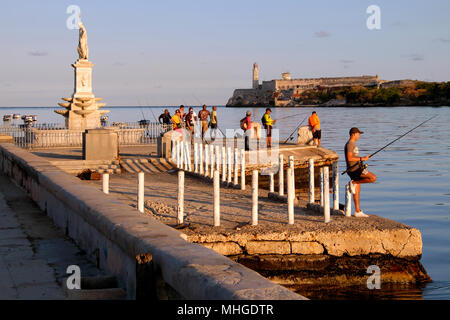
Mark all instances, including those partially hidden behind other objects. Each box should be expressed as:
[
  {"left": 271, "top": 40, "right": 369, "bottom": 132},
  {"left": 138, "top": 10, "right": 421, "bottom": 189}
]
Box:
[{"left": 119, "top": 158, "right": 175, "bottom": 174}]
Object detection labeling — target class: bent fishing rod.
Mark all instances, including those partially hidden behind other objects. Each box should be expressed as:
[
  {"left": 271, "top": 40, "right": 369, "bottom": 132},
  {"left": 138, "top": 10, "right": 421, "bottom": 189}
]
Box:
[
  {"left": 282, "top": 114, "right": 309, "bottom": 144},
  {"left": 342, "top": 115, "right": 437, "bottom": 175}
]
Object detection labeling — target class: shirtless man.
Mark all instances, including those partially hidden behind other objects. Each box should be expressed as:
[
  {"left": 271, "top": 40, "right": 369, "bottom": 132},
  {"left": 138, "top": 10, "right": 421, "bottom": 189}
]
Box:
[{"left": 344, "top": 127, "right": 377, "bottom": 217}]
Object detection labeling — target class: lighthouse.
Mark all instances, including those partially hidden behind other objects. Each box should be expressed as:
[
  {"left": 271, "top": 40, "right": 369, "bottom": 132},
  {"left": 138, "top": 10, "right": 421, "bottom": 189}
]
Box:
[{"left": 252, "top": 63, "right": 259, "bottom": 89}]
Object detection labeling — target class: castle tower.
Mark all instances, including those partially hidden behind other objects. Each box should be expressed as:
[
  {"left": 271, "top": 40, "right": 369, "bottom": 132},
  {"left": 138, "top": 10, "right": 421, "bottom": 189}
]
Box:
[{"left": 252, "top": 63, "right": 259, "bottom": 89}]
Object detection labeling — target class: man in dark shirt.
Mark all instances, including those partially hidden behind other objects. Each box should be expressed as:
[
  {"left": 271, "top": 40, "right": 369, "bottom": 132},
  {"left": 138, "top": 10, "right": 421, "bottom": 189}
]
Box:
[
  {"left": 158, "top": 109, "right": 171, "bottom": 124},
  {"left": 198, "top": 105, "right": 210, "bottom": 141},
  {"left": 345, "top": 127, "right": 376, "bottom": 217}
]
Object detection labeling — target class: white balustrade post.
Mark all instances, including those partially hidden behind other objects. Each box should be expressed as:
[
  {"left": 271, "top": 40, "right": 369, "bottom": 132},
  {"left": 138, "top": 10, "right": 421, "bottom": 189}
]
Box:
[
  {"left": 194, "top": 143, "right": 198, "bottom": 173},
  {"left": 210, "top": 145, "right": 214, "bottom": 178},
  {"left": 269, "top": 172, "right": 274, "bottom": 193},
  {"left": 287, "top": 168, "right": 294, "bottom": 225},
  {"left": 309, "top": 159, "right": 315, "bottom": 203},
  {"left": 227, "top": 147, "right": 232, "bottom": 184},
  {"left": 176, "top": 140, "right": 180, "bottom": 168},
  {"left": 234, "top": 148, "right": 239, "bottom": 186},
  {"left": 289, "top": 155, "right": 294, "bottom": 172},
  {"left": 204, "top": 144, "right": 209, "bottom": 177},
  {"left": 222, "top": 146, "right": 226, "bottom": 182},
  {"left": 332, "top": 162, "right": 339, "bottom": 210},
  {"left": 137, "top": 172, "right": 144, "bottom": 213},
  {"left": 240, "top": 149, "right": 246, "bottom": 190},
  {"left": 102, "top": 173, "right": 109, "bottom": 194},
  {"left": 199, "top": 143, "right": 204, "bottom": 175},
  {"left": 215, "top": 145, "right": 220, "bottom": 172},
  {"left": 279, "top": 154, "right": 284, "bottom": 196},
  {"left": 171, "top": 139, "right": 176, "bottom": 161},
  {"left": 177, "top": 170, "right": 184, "bottom": 225},
  {"left": 188, "top": 142, "right": 192, "bottom": 172},
  {"left": 320, "top": 167, "right": 324, "bottom": 207},
  {"left": 324, "top": 166, "right": 330, "bottom": 223},
  {"left": 180, "top": 140, "right": 184, "bottom": 169},
  {"left": 214, "top": 170, "right": 220, "bottom": 227},
  {"left": 345, "top": 183, "right": 352, "bottom": 217},
  {"left": 252, "top": 170, "right": 258, "bottom": 226}
]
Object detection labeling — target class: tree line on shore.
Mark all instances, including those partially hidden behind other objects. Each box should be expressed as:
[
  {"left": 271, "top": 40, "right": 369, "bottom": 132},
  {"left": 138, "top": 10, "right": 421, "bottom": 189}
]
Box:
[{"left": 295, "top": 81, "right": 450, "bottom": 106}]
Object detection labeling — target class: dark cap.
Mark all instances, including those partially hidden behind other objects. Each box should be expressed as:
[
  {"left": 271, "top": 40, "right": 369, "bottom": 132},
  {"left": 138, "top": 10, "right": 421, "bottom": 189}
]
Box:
[{"left": 349, "top": 127, "right": 364, "bottom": 135}]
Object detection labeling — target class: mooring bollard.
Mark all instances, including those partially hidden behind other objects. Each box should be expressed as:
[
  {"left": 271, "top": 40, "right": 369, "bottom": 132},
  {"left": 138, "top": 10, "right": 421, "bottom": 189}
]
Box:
[
  {"left": 177, "top": 170, "right": 185, "bottom": 225},
  {"left": 234, "top": 148, "right": 239, "bottom": 186},
  {"left": 287, "top": 168, "right": 294, "bottom": 225},
  {"left": 252, "top": 170, "right": 258, "bottom": 226},
  {"left": 102, "top": 173, "right": 109, "bottom": 194},
  {"left": 194, "top": 143, "right": 198, "bottom": 173},
  {"left": 137, "top": 172, "right": 144, "bottom": 213},
  {"left": 279, "top": 154, "right": 284, "bottom": 196},
  {"left": 227, "top": 147, "right": 232, "bottom": 184},
  {"left": 204, "top": 144, "right": 209, "bottom": 177},
  {"left": 324, "top": 166, "right": 330, "bottom": 223},
  {"left": 345, "top": 183, "right": 352, "bottom": 217},
  {"left": 320, "top": 167, "right": 324, "bottom": 207},
  {"left": 222, "top": 146, "right": 226, "bottom": 182},
  {"left": 241, "top": 149, "right": 246, "bottom": 190},
  {"left": 213, "top": 170, "right": 220, "bottom": 227},
  {"left": 332, "top": 162, "right": 339, "bottom": 210},
  {"left": 309, "top": 159, "right": 315, "bottom": 203}
]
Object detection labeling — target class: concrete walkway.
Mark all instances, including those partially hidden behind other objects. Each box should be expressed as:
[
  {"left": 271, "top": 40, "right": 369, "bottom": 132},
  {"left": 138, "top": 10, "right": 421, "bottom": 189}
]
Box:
[{"left": 0, "top": 175, "right": 104, "bottom": 300}]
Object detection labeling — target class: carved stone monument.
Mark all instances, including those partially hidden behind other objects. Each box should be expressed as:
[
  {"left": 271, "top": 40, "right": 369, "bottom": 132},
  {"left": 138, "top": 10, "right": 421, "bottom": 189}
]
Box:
[{"left": 55, "top": 19, "right": 109, "bottom": 130}]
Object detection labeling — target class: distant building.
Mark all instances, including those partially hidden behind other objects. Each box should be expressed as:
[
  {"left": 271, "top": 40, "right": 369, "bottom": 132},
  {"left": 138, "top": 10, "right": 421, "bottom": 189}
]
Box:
[{"left": 227, "top": 63, "right": 382, "bottom": 107}]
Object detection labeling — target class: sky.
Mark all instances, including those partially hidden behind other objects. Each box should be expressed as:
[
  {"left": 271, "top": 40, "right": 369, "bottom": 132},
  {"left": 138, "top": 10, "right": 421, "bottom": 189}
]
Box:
[{"left": 1, "top": 0, "right": 449, "bottom": 107}]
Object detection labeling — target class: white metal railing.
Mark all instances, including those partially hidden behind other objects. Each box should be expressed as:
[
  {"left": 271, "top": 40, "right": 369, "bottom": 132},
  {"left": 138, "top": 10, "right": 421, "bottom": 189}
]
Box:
[{"left": 0, "top": 122, "right": 172, "bottom": 149}]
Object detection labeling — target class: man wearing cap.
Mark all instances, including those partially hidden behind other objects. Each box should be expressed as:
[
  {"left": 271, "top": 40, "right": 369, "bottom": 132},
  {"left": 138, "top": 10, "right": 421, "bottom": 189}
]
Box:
[{"left": 344, "top": 127, "right": 377, "bottom": 217}]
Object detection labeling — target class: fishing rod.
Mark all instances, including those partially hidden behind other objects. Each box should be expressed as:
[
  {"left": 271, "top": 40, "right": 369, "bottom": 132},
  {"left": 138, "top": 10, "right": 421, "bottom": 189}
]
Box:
[
  {"left": 145, "top": 98, "right": 158, "bottom": 122},
  {"left": 282, "top": 114, "right": 309, "bottom": 144},
  {"left": 136, "top": 97, "right": 147, "bottom": 121},
  {"left": 342, "top": 115, "right": 437, "bottom": 175}
]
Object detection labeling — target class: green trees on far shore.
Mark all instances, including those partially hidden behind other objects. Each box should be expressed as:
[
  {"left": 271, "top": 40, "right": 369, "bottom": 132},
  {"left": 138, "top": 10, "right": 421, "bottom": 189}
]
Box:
[{"left": 294, "top": 81, "right": 450, "bottom": 105}]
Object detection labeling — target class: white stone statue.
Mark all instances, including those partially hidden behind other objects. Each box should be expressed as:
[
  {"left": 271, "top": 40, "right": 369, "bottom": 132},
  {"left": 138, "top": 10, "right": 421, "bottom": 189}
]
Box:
[{"left": 77, "top": 20, "right": 88, "bottom": 60}]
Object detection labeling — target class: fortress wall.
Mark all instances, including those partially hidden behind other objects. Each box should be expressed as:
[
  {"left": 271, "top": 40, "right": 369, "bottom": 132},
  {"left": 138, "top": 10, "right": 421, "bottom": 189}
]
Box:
[{"left": 0, "top": 142, "right": 304, "bottom": 300}]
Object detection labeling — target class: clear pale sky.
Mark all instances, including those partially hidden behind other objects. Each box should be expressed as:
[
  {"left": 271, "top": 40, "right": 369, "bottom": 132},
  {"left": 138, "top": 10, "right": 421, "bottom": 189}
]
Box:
[{"left": 1, "top": 0, "right": 449, "bottom": 107}]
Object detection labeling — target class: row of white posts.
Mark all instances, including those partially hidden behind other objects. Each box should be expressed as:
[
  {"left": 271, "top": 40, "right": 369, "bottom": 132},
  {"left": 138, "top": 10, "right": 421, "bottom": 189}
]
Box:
[
  {"left": 100, "top": 142, "right": 349, "bottom": 225},
  {"left": 172, "top": 140, "right": 247, "bottom": 191}
]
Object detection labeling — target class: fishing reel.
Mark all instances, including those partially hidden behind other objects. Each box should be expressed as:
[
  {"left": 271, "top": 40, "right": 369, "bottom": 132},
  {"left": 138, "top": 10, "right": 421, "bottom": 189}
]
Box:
[{"left": 359, "top": 160, "right": 368, "bottom": 170}]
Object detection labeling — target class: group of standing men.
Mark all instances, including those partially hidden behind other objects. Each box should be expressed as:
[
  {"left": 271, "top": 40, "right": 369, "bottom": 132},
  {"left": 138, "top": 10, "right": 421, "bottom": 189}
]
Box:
[{"left": 159, "top": 105, "right": 218, "bottom": 143}]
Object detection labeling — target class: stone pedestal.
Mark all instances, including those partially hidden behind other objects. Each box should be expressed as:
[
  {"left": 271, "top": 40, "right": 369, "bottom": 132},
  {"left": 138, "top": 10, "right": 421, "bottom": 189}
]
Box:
[
  {"left": 55, "top": 59, "right": 110, "bottom": 131},
  {"left": 82, "top": 128, "right": 118, "bottom": 161}
]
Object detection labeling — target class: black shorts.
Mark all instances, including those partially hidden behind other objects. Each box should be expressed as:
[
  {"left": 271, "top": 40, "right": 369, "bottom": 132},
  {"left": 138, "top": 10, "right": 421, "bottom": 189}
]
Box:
[
  {"left": 210, "top": 123, "right": 217, "bottom": 129},
  {"left": 313, "top": 130, "right": 321, "bottom": 139},
  {"left": 347, "top": 167, "right": 368, "bottom": 181},
  {"left": 266, "top": 125, "right": 272, "bottom": 137}
]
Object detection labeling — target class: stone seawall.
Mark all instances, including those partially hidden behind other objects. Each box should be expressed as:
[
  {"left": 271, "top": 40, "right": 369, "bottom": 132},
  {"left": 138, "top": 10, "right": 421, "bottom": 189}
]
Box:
[{"left": 0, "top": 142, "right": 304, "bottom": 300}]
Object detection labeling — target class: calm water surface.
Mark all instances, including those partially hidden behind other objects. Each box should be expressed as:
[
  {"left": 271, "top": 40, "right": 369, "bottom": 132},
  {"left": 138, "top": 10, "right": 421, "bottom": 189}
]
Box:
[{"left": 2, "top": 105, "right": 449, "bottom": 299}]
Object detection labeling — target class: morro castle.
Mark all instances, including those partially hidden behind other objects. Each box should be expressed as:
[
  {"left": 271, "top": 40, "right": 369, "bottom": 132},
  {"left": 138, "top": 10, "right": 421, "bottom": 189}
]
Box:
[{"left": 226, "top": 63, "right": 382, "bottom": 107}]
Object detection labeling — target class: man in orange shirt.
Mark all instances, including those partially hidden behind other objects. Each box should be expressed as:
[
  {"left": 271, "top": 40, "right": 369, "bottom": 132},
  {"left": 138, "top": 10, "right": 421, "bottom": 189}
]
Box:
[{"left": 308, "top": 111, "right": 321, "bottom": 147}]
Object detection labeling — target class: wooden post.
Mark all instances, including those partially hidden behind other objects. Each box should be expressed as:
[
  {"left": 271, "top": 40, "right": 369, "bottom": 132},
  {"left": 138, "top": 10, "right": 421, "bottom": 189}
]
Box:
[
  {"left": 279, "top": 154, "right": 284, "bottom": 196},
  {"left": 177, "top": 170, "right": 184, "bottom": 225},
  {"left": 324, "top": 166, "right": 330, "bottom": 223},
  {"left": 137, "top": 172, "right": 144, "bottom": 213},
  {"left": 309, "top": 159, "right": 315, "bottom": 203},
  {"left": 241, "top": 149, "right": 246, "bottom": 190},
  {"left": 210, "top": 145, "right": 215, "bottom": 178},
  {"left": 102, "top": 173, "right": 109, "bottom": 194},
  {"left": 234, "top": 148, "right": 239, "bottom": 186},
  {"left": 214, "top": 170, "right": 220, "bottom": 227},
  {"left": 345, "top": 183, "right": 352, "bottom": 217},
  {"left": 252, "top": 170, "right": 258, "bottom": 226},
  {"left": 332, "top": 162, "right": 339, "bottom": 210},
  {"left": 287, "top": 168, "right": 294, "bottom": 225}
]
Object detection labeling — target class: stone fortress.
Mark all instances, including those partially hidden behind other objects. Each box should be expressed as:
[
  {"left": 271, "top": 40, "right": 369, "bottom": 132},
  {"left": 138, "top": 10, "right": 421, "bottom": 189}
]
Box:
[{"left": 227, "top": 63, "right": 384, "bottom": 107}]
